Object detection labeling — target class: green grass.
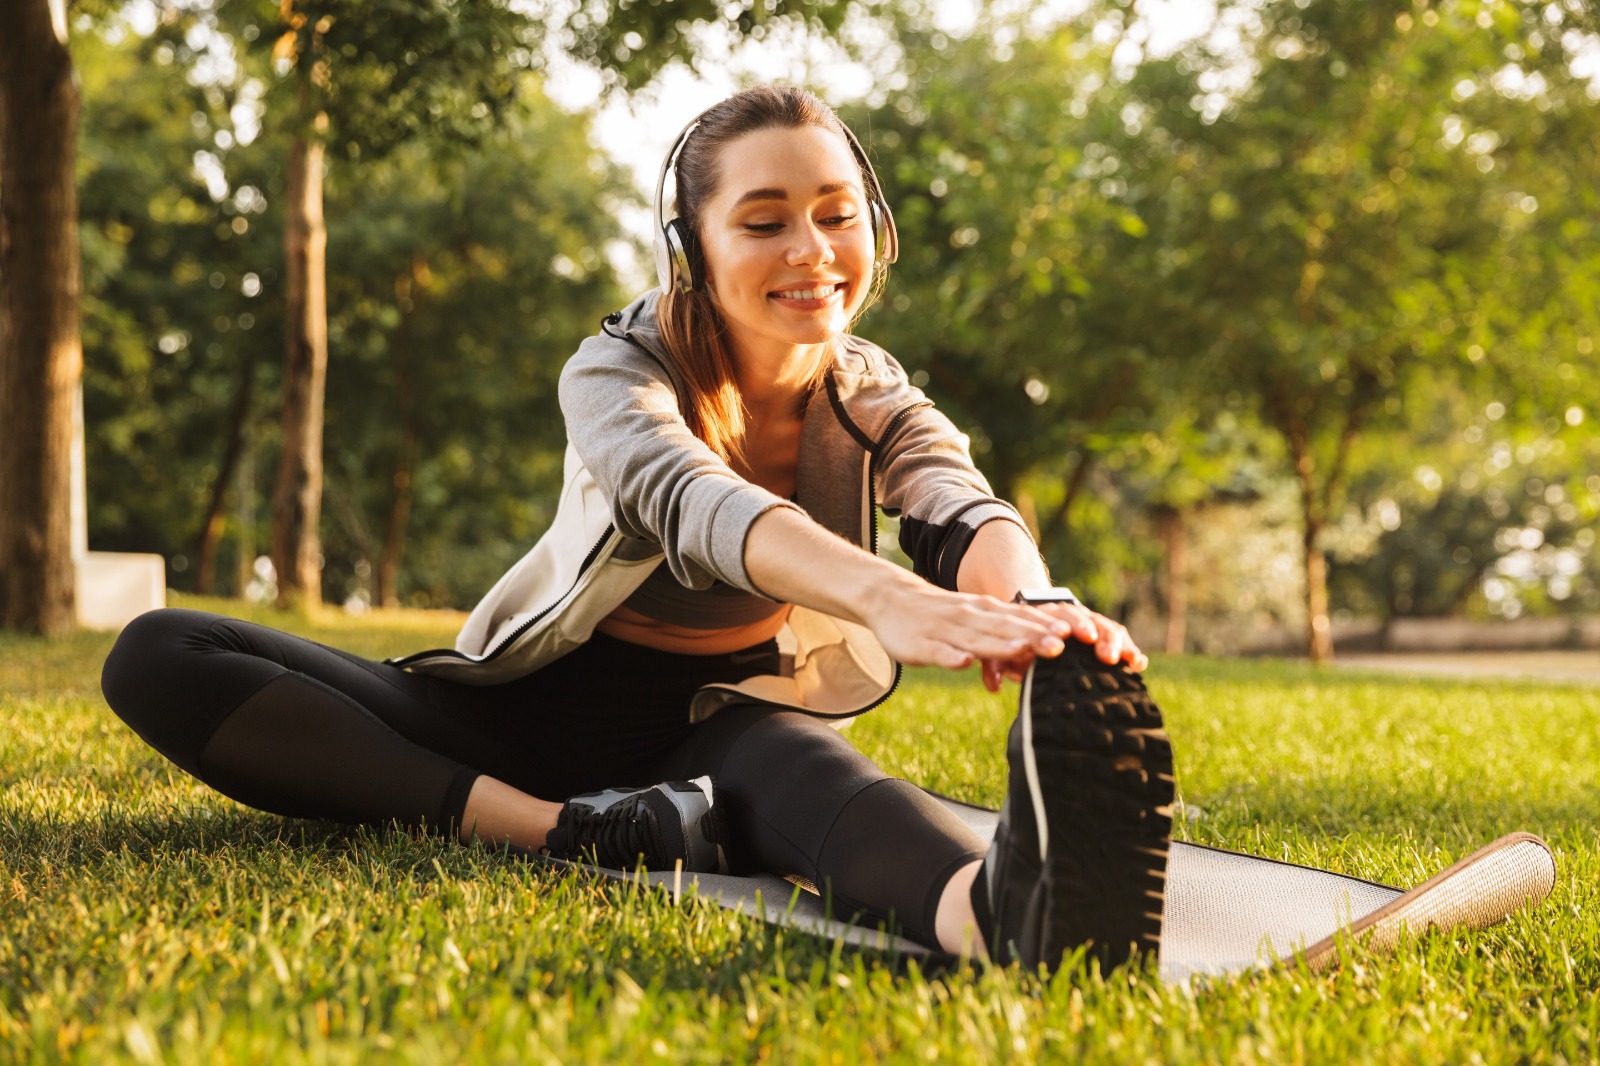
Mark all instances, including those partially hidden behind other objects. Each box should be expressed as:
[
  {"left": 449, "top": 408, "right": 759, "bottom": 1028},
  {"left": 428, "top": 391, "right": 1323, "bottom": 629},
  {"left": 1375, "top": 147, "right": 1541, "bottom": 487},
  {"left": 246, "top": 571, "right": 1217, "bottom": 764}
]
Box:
[{"left": 3, "top": 596, "right": 1599, "bottom": 1063}]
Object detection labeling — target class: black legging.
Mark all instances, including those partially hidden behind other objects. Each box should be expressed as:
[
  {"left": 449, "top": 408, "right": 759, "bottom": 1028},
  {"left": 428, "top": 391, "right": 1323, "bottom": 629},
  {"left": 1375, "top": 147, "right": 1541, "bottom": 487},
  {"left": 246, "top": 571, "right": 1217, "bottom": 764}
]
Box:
[{"left": 100, "top": 608, "right": 983, "bottom": 946}]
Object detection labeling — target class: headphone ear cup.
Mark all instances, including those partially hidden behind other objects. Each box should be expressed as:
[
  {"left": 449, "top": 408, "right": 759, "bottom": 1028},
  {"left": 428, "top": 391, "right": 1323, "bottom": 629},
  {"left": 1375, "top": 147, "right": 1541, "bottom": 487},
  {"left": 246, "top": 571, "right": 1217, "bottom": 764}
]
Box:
[
  {"left": 664, "top": 218, "right": 700, "bottom": 292},
  {"left": 869, "top": 201, "right": 886, "bottom": 263},
  {"left": 653, "top": 228, "right": 675, "bottom": 292}
]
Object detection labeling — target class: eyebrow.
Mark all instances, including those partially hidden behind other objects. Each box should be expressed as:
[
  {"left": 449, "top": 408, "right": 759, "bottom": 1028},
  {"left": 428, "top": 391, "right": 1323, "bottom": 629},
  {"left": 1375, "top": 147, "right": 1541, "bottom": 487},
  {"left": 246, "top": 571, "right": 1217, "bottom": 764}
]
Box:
[{"left": 732, "top": 181, "right": 860, "bottom": 208}]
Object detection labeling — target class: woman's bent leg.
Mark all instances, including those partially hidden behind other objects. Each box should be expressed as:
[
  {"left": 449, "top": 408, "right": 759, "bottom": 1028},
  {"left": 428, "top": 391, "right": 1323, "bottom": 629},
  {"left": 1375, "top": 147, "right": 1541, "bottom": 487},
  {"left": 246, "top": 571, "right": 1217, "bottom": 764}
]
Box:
[
  {"left": 101, "top": 608, "right": 480, "bottom": 833},
  {"left": 648, "top": 707, "right": 985, "bottom": 948}
]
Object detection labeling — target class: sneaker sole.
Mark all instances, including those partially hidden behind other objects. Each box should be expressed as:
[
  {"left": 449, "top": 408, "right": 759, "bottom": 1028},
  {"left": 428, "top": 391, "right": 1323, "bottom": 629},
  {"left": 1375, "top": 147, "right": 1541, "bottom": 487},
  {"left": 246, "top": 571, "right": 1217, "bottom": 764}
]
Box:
[{"left": 1022, "top": 641, "right": 1174, "bottom": 970}]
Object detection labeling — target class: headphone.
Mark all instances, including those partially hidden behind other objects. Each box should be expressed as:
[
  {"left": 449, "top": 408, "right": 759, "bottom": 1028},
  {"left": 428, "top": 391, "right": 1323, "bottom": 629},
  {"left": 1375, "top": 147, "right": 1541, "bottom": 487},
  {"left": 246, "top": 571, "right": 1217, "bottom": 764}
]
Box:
[{"left": 653, "top": 107, "right": 900, "bottom": 294}]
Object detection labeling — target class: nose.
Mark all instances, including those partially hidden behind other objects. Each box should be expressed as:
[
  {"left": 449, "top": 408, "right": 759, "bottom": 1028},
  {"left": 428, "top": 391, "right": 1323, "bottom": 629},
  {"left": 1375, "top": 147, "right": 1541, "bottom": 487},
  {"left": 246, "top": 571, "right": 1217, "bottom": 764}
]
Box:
[{"left": 785, "top": 218, "right": 835, "bottom": 268}]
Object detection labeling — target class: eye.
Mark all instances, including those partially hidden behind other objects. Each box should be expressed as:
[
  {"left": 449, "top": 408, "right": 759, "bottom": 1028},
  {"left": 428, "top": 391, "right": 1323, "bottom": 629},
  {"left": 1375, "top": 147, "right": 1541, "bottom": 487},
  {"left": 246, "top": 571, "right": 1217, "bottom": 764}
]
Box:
[
  {"left": 743, "top": 222, "right": 782, "bottom": 234},
  {"left": 822, "top": 213, "right": 859, "bottom": 227}
]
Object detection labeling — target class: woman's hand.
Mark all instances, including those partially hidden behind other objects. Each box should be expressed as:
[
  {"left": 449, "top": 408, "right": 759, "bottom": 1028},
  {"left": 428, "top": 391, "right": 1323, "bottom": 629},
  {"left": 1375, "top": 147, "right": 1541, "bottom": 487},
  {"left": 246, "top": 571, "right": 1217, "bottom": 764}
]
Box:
[
  {"left": 950, "top": 519, "right": 1149, "bottom": 691},
  {"left": 857, "top": 585, "right": 1072, "bottom": 674},
  {"left": 977, "top": 603, "right": 1148, "bottom": 693}
]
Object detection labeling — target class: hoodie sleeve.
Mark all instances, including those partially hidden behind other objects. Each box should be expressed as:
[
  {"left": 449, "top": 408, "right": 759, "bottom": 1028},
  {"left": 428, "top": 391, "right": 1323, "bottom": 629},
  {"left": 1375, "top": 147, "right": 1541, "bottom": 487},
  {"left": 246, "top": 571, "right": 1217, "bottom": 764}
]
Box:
[
  {"left": 869, "top": 360, "right": 1034, "bottom": 591},
  {"left": 558, "top": 328, "right": 802, "bottom": 594}
]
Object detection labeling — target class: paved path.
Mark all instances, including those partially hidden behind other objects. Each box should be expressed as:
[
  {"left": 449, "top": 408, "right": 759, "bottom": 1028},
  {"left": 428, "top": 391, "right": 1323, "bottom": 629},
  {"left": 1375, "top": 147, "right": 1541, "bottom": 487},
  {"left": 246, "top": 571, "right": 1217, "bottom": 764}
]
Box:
[{"left": 1333, "top": 650, "right": 1600, "bottom": 684}]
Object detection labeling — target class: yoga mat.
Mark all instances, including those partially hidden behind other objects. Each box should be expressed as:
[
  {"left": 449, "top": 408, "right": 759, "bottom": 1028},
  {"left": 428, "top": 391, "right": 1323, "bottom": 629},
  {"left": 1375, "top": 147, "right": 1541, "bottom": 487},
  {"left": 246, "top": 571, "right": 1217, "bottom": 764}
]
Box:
[{"left": 571, "top": 795, "right": 1556, "bottom": 982}]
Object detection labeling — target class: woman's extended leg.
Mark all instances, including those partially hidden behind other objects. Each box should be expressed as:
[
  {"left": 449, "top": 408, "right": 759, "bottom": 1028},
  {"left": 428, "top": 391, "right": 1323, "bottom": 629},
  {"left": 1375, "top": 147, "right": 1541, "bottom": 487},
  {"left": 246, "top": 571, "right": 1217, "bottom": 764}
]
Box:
[
  {"left": 100, "top": 607, "right": 561, "bottom": 846},
  {"left": 645, "top": 707, "right": 987, "bottom": 952}
]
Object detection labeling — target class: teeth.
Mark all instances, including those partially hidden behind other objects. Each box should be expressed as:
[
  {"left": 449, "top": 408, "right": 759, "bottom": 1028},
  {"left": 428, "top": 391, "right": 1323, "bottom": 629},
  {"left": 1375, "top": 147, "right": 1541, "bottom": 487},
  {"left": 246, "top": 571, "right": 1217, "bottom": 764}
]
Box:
[{"left": 774, "top": 285, "right": 838, "bottom": 301}]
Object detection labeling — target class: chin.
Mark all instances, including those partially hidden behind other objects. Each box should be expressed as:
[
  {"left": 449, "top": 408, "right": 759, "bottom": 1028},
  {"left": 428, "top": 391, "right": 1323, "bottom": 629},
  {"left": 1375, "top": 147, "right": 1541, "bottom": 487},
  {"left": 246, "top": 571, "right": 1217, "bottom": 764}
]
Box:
[
  {"left": 782, "top": 321, "right": 847, "bottom": 346},
  {"left": 778, "top": 304, "right": 857, "bottom": 340}
]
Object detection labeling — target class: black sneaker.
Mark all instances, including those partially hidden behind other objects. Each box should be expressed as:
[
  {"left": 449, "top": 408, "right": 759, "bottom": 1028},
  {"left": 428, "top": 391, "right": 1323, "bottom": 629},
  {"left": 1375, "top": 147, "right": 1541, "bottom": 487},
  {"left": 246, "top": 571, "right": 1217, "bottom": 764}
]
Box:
[
  {"left": 544, "top": 776, "right": 726, "bottom": 873},
  {"left": 972, "top": 640, "right": 1174, "bottom": 972}
]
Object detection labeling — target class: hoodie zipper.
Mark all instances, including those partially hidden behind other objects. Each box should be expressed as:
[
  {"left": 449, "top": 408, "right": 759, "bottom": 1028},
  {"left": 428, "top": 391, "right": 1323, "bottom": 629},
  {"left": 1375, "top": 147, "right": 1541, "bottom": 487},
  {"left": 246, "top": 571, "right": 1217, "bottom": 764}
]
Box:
[{"left": 834, "top": 399, "right": 931, "bottom": 714}]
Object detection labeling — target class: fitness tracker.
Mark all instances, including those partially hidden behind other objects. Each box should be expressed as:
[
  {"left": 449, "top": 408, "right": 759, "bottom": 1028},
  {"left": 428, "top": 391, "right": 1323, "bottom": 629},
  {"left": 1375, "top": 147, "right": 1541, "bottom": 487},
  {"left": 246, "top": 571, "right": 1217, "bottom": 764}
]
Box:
[{"left": 1012, "top": 588, "right": 1082, "bottom": 607}]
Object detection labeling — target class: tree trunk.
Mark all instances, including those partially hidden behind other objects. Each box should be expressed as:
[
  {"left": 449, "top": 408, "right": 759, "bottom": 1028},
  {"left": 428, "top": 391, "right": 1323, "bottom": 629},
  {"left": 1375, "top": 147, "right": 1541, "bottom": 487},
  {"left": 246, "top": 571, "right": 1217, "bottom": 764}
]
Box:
[
  {"left": 1157, "top": 506, "right": 1189, "bottom": 655},
  {"left": 1283, "top": 412, "right": 1336, "bottom": 665},
  {"left": 269, "top": 129, "right": 328, "bottom": 609},
  {"left": 195, "top": 352, "right": 257, "bottom": 596},
  {"left": 0, "top": 0, "right": 80, "bottom": 635},
  {"left": 376, "top": 439, "right": 414, "bottom": 609},
  {"left": 375, "top": 256, "right": 429, "bottom": 609},
  {"left": 236, "top": 435, "right": 256, "bottom": 598},
  {"left": 1303, "top": 519, "right": 1334, "bottom": 664}
]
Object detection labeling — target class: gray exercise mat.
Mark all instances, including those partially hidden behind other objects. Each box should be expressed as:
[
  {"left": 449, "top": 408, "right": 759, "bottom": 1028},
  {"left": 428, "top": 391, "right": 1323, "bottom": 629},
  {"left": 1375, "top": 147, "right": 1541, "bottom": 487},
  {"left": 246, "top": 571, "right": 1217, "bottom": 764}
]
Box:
[{"left": 574, "top": 795, "right": 1556, "bottom": 982}]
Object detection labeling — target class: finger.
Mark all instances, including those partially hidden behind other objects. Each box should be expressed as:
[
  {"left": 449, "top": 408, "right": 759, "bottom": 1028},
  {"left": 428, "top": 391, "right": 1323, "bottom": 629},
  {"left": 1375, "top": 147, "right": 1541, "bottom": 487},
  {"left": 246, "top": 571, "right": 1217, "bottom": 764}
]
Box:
[
  {"left": 981, "top": 658, "right": 1002, "bottom": 693},
  {"left": 1059, "top": 605, "right": 1100, "bottom": 646},
  {"left": 927, "top": 641, "right": 975, "bottom": 671},
  {"left": 954, "top": 616, "right": 1060, "bottom": 662},
  {"left": 980, "top": 653, "right": 1035, "bottom": 689},
  {"left": 969, "top": 605, "right": 1067, "bottom": 655},
  {"left": 1097, "top": 627, "right": 1125, "bottom": 665},
  {"left": 1045, "top": 605, "right": 1121, "bottom": 651},
  {"left": 1017, "top": 603, "right": 1081, "bottom": 642},
  {"left": 1107, "top": 625, "right": 1146, "bottom": 670}
]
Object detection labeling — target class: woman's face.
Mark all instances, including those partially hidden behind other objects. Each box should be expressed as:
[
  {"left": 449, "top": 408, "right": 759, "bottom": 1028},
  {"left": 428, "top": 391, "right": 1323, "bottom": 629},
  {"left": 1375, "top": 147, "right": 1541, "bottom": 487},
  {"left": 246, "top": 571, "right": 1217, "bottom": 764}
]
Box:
[{"left": 696, "top": 124, "right": 876, "bottom": 363}]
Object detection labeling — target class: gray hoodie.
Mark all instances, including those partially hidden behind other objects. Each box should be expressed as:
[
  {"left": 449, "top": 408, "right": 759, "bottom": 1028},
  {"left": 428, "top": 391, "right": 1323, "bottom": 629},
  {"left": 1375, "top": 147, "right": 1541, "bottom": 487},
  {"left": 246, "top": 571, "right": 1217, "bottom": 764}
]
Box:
[{"left": 393, "top": 291, "right": 1030, "bottom": 721}]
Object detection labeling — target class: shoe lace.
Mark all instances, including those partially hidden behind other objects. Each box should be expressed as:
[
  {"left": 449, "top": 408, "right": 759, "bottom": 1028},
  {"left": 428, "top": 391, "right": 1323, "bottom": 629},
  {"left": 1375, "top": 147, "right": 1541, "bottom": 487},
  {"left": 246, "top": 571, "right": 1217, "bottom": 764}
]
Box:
[{"left": 553, "top": 796, "right": 664, "bottom": 869}]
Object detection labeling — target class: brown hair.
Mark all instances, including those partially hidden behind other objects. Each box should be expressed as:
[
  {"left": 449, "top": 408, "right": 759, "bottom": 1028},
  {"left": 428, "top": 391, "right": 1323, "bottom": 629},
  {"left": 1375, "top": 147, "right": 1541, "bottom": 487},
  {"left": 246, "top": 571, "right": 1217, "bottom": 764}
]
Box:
[{"left": 658, "top": 85, "right": 887, "bottom": 466}]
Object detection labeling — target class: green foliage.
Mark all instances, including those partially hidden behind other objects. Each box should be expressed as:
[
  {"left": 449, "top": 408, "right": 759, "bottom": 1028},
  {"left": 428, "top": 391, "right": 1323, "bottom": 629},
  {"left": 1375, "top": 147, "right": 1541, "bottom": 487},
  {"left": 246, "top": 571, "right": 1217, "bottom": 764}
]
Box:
[
  {"left": 859, "top": 22, "right": 1193, "bottom": 598},
  {"left": 561, "top": 0, "right": 876, "bottom": 90},
  {"left": 4, "top": 603, "right": 1600, "bottom": 1060},
  {"left": 65, "top": 0, "right": 1600, "bottom": 628},
  {"left": 864, "top": 1, "right": 1600, "bottom": 633},
  {"left": 1330, "top": 383, "right": 1600, "bottom": 621},
  {"left": 225, "top": 0, "right": 539, "bottom": 161},
  {"left": 75, "top": 16, "right": 632, "bottom": 606},
  {"left": 76, "top": 14, "right": 285, "bottom": 565},
  {"left": 1094, "top": 0, "right": 1600, "bottom": 541},
  {"left": 319, "top": 88, "right": 633, "bottom": 607}
]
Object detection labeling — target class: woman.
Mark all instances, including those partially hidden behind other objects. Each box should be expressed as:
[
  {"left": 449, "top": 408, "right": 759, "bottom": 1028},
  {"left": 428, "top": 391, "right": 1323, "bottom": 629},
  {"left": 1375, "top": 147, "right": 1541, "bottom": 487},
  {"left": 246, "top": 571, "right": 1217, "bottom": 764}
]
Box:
[{"left": 102, "top": 86, "right": 1173, "bottom": 971}]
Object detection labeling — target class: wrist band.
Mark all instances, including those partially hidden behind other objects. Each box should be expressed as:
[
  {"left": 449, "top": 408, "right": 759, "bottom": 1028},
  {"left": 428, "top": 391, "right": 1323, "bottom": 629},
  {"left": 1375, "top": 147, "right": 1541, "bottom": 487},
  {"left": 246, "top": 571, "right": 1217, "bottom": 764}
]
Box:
[{"left": 1013, "top": 587, "right": 1081, "bottom": 607}]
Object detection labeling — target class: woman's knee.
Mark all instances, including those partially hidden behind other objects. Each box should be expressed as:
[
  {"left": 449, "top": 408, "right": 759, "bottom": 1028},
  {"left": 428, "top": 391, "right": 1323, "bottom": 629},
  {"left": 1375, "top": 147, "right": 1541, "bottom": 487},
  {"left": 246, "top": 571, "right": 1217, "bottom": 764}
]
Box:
[
  {"left": 102, "top": 609, "right": 209, "bottom": 707},
  {"left": 100, "top": 608, "right": 279, "bottom": 773}
]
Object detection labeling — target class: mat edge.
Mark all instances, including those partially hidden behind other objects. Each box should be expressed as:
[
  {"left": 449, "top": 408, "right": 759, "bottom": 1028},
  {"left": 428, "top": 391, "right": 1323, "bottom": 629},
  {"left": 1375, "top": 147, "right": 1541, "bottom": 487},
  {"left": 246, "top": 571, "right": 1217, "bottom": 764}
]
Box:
[{"left": 1295, "top": 831, "right": 1556, "bottom": 972}]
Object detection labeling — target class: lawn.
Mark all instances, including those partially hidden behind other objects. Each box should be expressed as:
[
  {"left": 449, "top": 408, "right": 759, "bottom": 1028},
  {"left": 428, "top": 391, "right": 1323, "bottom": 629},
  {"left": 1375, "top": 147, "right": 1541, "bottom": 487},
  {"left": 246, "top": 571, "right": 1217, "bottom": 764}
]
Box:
[{"left": 3, "top": 597, "right": 1598, "bottom": 1064}]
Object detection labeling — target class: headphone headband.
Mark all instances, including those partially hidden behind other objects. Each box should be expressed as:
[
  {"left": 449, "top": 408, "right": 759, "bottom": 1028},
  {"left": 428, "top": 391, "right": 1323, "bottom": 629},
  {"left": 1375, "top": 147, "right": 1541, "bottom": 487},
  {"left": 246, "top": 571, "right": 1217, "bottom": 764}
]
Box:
[{"left": 653, "top": 103, "right": 899, "bottom": 293}]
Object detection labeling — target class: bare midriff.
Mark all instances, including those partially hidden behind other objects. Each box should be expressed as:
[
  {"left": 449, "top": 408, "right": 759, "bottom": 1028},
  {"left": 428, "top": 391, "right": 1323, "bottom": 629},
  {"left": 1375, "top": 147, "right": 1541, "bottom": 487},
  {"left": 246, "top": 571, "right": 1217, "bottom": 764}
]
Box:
[{"left": 596, "top": 602, "right": 794, "bottom": 656}]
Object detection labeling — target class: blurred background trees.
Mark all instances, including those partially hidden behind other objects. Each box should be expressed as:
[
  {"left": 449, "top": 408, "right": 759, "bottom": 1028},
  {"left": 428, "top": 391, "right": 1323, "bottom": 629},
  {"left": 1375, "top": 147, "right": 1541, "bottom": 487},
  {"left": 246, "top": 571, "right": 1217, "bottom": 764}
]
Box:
[
  {"left": 863, "top": 0, "right": 1600, "bottom": 660},
  {"left": 6, "top": 0, "right": 1596, "bottom": 658}
]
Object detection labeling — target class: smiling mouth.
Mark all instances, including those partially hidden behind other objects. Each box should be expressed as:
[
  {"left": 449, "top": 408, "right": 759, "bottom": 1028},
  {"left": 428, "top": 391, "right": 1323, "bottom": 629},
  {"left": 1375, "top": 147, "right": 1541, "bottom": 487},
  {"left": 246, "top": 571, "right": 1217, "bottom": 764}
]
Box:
[{"left": 770, "top": 282, "right": 846, "bottom": 302}]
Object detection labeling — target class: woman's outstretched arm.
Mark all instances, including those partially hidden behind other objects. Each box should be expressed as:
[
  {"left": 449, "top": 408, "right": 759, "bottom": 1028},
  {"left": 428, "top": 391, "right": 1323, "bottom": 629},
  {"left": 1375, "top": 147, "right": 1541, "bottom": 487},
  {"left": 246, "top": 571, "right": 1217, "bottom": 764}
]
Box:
[{"left": 742, "top": 506, "right": 1073, "bottom": 672}]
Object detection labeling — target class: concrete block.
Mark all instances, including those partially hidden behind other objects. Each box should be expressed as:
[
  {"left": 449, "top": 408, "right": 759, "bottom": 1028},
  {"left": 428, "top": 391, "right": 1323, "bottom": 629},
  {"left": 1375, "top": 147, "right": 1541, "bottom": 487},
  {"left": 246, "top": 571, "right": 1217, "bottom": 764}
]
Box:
[{"left": 76, "top": 551, "right": 166, "bottom": 630}]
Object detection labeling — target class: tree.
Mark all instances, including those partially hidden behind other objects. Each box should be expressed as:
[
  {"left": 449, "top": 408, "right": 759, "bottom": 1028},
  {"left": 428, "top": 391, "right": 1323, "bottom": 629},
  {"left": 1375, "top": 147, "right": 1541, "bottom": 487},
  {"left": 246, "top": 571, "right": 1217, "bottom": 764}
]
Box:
[
  {"left": 859, "top": 23, "right": 1191, "bottom": 602},
  {"left": 0, "top": 0, "right": 81, "bottom": 634},
  {"left": 560, "top": 0, "right": 878, "bottom": 91},
  {"left": 214, "top": 0, "right": 537, "bottom": 608},
  {"left": 76, "top": 12, "right": 285, "bottom": 598},
  {"left": 860, "top": 18, "right": 1294, "bottom": 622},
  {"left": 1080, "top": 0, "right": 1600, "bottom": 660},
  {"left": 1330, "top": 383, "right": 1600, "bottom": 630},
  {"left": 318, "top": 90, "right": 632, "bottom": 609}
]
